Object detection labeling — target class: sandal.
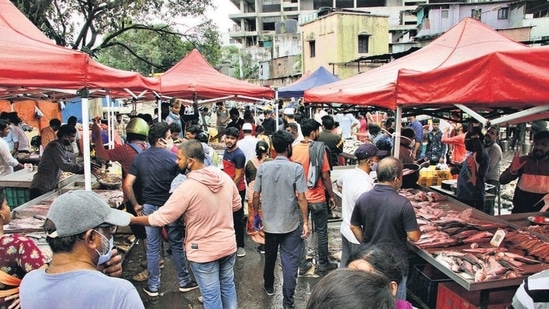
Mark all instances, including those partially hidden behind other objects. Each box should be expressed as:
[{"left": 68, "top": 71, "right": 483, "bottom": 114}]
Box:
[{"left": 132, "top": 269, "right": 148, "bottom": 282}]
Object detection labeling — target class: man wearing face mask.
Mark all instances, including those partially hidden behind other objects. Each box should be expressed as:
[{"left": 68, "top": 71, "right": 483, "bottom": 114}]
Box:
[
  {"left": 500, "top": 130, "right": 549, "bottom": 213},
  {"left": 123, "top": 122, "right": 197, "bottom": 297},
  {"left": 29, "top": 124, "right": 84, "bottom": 199},
  {"left": 350, "top": 157, "right": 421, "bottom": 301},
  {"left": 336, "top": 143, "right": 385, "bottom": 267},
  {"left": 19, "top": 190, "right": 144, "bottom": 309},
  {"left": 454, "top": 121, "right": 489, "bottom": 213},
  {"left": 132, "top": 140, "right": 242, "bottom": 308}
]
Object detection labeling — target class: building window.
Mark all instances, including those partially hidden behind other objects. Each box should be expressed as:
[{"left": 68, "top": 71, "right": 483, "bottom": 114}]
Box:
[
  {"left": 471, "top": 9, "right": 482, "bottom": 20},
  {"left": 441, "top": 9, "right": 449, "bottom": 18},
  {"left": 309, "top": 41, "right": 316, "bottom": 58},
  {"left": 498, "top": 7, "right": 509, "bottom": 19},
  {"left": 358, "top": 35, "right": 369, "bottom": 54}
]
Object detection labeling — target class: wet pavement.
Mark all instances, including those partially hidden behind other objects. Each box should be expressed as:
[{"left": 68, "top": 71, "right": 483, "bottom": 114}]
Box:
[
  {"left": 122, "top": 221, "right": 342, "bottom": 309},
  {"left": 120, "top": 150, "right": 520, "bottom": 309}
]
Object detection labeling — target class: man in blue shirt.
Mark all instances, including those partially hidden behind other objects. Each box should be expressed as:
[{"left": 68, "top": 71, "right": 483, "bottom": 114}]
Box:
[
  {"left": 408, "top": 116, "right": 424, "bottom": 159},
  {"left": 123, "top": 122, "right": 197, "bottom": 297}
]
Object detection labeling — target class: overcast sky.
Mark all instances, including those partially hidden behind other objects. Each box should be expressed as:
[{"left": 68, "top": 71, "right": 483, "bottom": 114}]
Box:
[
  {"left": 208, "top": 0, "right": 239, "bottom": 31},
  {"left": 179, "top": 0, "right": 239, "bottom": 32}
]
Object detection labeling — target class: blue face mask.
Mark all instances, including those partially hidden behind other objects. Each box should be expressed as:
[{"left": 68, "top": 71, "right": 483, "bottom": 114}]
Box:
[
  {"left": 94, "top": 230, "right": 114, "bottom": 266},
  {"left": 371, "top": 162, "right": 379, "bottom": 171}
]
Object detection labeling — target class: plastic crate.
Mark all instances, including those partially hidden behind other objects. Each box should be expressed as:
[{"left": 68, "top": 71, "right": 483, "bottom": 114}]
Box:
[
  {"left": 408, "top": 264, "right": 452, "bottom": 309},
  {"left": 418, "top": 166, "right": 453, "bottom": 187},
  {"left": 4, "top": 187, "right": 30, "bottom": 209},
  {"left": 436, "top": 282, "right": 514, "bottom": 309}
]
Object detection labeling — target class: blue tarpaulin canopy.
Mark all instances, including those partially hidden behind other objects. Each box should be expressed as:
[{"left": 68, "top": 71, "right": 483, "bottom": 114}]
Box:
[{"left": 278, "top": 66, "right": 339, "bottom": 98}]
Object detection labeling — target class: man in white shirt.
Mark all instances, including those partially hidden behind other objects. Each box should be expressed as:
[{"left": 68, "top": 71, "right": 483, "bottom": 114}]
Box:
[
  {"left": 0, "top": 119, "right": 23, "bottom": 175},
  {"left": 237, "top": 123, "right": 260, "bottom": 164},
  {"left": 335, "top": 112, "right": 359, "bottom": 139},
  {"left": 336, "top": 143, "right": 386, "bottom": 266},
  {"left": 283, "top": 108, "right": 303, "bottom": 140}
]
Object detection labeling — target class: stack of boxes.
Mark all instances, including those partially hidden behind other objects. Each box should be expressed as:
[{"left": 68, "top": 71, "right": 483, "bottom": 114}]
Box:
[{"left": 417, "top": 165, "right": 453, "bottom": 187}]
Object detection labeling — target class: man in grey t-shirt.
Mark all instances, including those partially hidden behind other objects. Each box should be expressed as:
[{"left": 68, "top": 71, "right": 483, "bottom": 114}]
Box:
[
  {"left": 253, "top": 130, "right": 310, "bottom": 309},
  {"left": 20, "top": 191, "right": 143, "bottom": 309}
]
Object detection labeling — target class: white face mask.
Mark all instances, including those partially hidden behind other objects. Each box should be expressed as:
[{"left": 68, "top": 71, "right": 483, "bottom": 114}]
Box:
[
  {"left": 161, "top": 138, "right": 174, "bottom": 151},
  {"left": 94, "top": 230, "right": 114, "bottom": 266}
]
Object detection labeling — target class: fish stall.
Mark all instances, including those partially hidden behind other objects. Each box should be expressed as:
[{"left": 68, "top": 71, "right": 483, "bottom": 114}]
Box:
[
  {"left": 402, "top": 187, "right": 549, "bottom": 308},
  {"left": 3, "top": 173, "right": 134, "bottom": 264}
]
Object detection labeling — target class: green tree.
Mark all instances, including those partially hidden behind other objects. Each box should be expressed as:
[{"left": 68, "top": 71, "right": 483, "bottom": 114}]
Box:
[
  {"left": 96, "top": 21, "right": 222, "bottom": 75},
  {"left": 11, "top": 0, "right": 213, "bottom": 56}
]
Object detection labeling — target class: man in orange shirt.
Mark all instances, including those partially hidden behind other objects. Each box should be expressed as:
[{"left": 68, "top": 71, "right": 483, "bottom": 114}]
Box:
[
  {"left": 442, "top": 124, "right": 468, "bottom": 164},
  {"left": 291, "top": 119, "right": 337, "bottom": 275},
  {"left": 40, "top": 118, "right": 61, "bottom": 148}
]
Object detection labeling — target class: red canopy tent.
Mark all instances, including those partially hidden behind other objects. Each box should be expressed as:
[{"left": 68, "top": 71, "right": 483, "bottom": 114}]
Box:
[
  {"left": 304, "top": 18, "right": 526, "bottom": 110},
  {"left": 159, "top": 49, "right": 273, "bottom": 101},
  {"left": 0, "top": 0, "right": 160, "bottom": 190},
  {"left": 396, "top": 46, "right": 549, "bottom": 107},
  {"left": 0, "top": 0, "right": 159, "bottom": 94}
]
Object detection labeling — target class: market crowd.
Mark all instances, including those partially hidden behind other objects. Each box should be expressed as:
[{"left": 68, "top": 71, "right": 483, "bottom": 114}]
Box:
[{"left": 0, "top": 100, "right": 548, "bottom": 309}]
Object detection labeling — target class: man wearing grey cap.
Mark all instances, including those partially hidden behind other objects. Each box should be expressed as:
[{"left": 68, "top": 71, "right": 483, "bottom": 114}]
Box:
[
  {"left": 336, "top": 143, "right": 386, "bottom": 267},
  {"left": 19, "top": 190, "right": 144, "bottom": 309}
]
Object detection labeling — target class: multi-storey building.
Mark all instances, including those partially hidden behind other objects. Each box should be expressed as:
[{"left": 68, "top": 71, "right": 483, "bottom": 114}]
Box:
[
  {"left": 228, "top": 0, "right": 417, "bottom": 83},
  {"left": 300, "top": 10, "right": 389, "bottom": 79},
  {"left": 228, "top": 0, "right": 549, "bottom": 84}
]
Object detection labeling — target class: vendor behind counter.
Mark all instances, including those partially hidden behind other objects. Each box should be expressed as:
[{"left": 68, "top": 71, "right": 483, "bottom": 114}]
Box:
[{"left": 29, "top": 125, "right": 84, "bottom": 200}]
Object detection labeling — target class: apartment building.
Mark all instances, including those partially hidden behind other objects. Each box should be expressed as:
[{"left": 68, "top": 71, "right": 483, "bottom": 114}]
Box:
[{"left": 301, "top": 10, "right": 389, "bottom": 79}]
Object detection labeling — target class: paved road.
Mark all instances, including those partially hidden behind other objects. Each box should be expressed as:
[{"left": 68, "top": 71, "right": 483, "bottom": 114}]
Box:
[{"left": 122, "top": 223, "right": 338, "bottom": 309}]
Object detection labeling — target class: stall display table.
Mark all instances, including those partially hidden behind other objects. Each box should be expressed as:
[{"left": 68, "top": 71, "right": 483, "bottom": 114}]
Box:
[
  {"left": 405, "top": 186, "right": 549, "bottom": 309},
  {"left": 430, "top": 185, "right": 496, "bottom": 204},
  {"left": 6, "top": 183, "right": 135, "bottom": 265}
]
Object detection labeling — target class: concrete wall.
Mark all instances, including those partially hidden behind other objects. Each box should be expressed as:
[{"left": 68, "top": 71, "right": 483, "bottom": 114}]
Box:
[
  {"left": 301, "top": 12, "right": 389, "bottom": 79},
  {"left": 270, "top": 55, "right": 302, "bottom": 78},
  {"left": 273, "top": 33, "right": 302, "bottom": 58},
  {"left": 522, "top": 16, "right": 549, "bottom": 42},
  {"left": 418, "top": 2, "right": 515, "bottom": 37}
]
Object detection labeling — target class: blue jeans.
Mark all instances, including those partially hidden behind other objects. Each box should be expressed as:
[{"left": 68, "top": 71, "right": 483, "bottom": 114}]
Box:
[
  {"left": 299, "top": 202, "right": 330, "bottom": 268},
  {"left": 340, "top": 235, "right": 362, "bottom": 268},
  {"left": 264, "top": 227, "right": 302, "bottom": 308},
  {"left": 143, "top": 204, "right": 192, "bottom": 291},
  {"left": 190, "top": 253, "right": 237, "bottom": 309}
]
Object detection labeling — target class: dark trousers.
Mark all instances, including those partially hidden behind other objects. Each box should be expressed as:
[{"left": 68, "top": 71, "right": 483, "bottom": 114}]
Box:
[
  {"left": 299, "top": 202, "right": 330, "bottom": 268},
  {"left": 29, "top": 188, "right": 49, "bottom": 200},
  {"left": 264, "top": 227, "right": 302, "bottom": 308},
  {"left": 233, "top": 190, "right": 246, "bottom": 248},
  {"left": 485, "top": 179, "right": 499, "bottom": 216}
]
